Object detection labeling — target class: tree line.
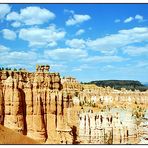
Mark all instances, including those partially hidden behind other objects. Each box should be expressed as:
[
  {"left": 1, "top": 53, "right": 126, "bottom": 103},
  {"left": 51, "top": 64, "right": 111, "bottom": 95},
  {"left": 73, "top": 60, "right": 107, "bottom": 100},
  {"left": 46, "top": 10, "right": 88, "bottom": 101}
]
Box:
[
  {"left": 82, "top": 80, "right": 148, "bottom": 91},
  {"left": 0, "top": 67, "right": 26, "bottom": 71}
]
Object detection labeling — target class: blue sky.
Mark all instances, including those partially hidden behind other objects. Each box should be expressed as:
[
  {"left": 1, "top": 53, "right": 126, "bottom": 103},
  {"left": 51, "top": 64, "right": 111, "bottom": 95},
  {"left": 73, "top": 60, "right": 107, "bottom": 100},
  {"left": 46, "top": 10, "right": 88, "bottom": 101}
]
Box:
[{"left": 0, "top": 4, "right": 148, "bottom": 82}]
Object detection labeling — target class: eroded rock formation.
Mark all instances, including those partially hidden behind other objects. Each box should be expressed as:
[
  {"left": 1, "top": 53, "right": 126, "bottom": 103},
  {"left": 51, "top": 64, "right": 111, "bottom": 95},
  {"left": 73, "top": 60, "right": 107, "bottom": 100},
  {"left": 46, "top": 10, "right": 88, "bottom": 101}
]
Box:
[
  {"left": 0, "top": 66, "right": 68, "bottom": 143},
  {"left": 0, "top": 65, "right": 148, "bottom": 144}
]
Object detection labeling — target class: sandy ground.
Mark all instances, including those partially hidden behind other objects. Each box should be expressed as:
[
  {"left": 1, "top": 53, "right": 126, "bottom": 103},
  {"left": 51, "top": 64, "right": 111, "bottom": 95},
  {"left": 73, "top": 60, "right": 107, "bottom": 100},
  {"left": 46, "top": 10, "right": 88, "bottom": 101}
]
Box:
[{"left": 0, "top": 124, "right": 39, "bottom": 144}]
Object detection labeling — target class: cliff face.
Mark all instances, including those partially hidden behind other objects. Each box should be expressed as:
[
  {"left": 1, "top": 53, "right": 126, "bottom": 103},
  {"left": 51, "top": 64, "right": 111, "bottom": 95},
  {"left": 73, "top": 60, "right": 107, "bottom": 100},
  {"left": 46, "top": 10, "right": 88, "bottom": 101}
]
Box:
[
  {"left": 1, "top": 68, "right": 148, "bottom": 144},
  {"left": 0, "top": 70, "right": 74, "bottom": 143}
]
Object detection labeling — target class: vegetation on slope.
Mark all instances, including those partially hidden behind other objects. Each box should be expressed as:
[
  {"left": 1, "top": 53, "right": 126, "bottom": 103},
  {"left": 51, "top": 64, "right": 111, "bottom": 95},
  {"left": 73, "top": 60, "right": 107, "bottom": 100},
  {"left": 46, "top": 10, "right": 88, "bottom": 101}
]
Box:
[{"left": 83, "top": 80, "right": 148, "bottom": 91}]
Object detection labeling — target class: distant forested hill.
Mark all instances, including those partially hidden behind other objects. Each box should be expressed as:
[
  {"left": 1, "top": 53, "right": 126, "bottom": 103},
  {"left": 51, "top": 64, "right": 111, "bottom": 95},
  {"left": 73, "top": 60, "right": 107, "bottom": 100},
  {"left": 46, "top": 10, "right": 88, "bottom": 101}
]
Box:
[
  {"left": 143, "top": 82, "right": 148, "bottom": 86},
  {"left": 83, "top": 80, "right": 148, "bottom": 91}
]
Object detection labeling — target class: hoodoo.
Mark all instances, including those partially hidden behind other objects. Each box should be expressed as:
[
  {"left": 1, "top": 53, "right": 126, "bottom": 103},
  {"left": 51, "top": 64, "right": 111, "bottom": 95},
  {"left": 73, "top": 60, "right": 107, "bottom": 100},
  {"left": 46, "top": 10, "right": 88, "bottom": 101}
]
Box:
[{"left": 0, "top": 65, "right": 148, "bottom": 144}]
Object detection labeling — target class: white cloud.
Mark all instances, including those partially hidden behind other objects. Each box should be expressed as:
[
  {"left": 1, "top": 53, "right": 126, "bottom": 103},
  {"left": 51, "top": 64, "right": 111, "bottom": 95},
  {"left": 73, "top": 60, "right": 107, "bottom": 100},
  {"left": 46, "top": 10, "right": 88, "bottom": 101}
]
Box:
[
  {"left": 0, "top": 50, "right": 37, "bottom": 67},
  {"left": 135, "top": 14, "right": 144, "bottom": 22},
  {"left": 75, "top": 29, "right": 85, "bottom": 36},
  {"left": 44, "top": 48, "right": 88, "bottom": 61},
  {"left": 19, "top": 25, "right": 66, "bottom": 47},
  {"left": 118, "top": 27, "right": 148, "bottom": 34},
  {"left": 48, "top": 41, "right": 57, "bottom": 47},
  {"left": 0, "top": 45, "right": 53, "bottom": 70},
  {"left": 6, "top": 6, "right": 55, "bottom": 25},
  {"left": 124, "top": 17, "right": 134, "bottom": 23},
  {"left": 35, "top": 59, "right": 52, "bottom": 65},
  {"left": 64, "top": 9, "right": 74, "bottom": 14},
  {"left": 82, "top": 55, "right": 125, "bottom": 63},
  {"left": 123, "top": 45, "right": 148, "bottom": 56},
  {"left": 66, "top": 14, "right": 91, "bottom": 26},
  {"left": 72, "top": 68, "right": 82, "bottom": 72},
  {"left": 5, "top": 64, "right": 28, "bottom": 69},
  {"left": 0, "top": 4, "right": 11, "bottom": 19},
  {"left": 136, "top": 61, "right": 148, "bottom": 68},
  {"left": 123, "top": 15, "right": 144, "bottom": 24},
  {"left": 0, "top": 45, "right": 10, "bottom": 52},
  {"left": 11, "top": 21, "right": 21, "bottom": 28},
  {"left": 2, "top": 29, "right": 16, "bottom": 40},
  {"left": 7, "top": 51, "right": 37, "bottom": 60},
  {"left": 65, "top": 39, "right": 86, "bottom": 48},
  {"left": 50, "top": 63, "right": 68, "bottom": 73},
  {"left": 6, "top": 11, "right": 20, "bottom": 21},
  {"left": 72, "top": 64, "right": 93, "bottom": 72},
  {"left": 114, "top": 19, "right": 120, "bottom": 23},
  {"left": 86, "top": 27, "right": 148, "bottom": 54},
  {"left": 0, "top": 45, "right": 52, "bottom": 71},
  {"left": 64, "top": 27, "right": 148, "bottom": 56},
  {"left": 101, "top": 65, "right": 115, "bottom": 71}
]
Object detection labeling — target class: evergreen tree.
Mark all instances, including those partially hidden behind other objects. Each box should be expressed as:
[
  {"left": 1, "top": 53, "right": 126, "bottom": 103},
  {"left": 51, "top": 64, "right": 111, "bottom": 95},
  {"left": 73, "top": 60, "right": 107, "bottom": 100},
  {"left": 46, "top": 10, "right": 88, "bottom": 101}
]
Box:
[{"left": 14, "top": 68, "right": 17, "bottom": 71}]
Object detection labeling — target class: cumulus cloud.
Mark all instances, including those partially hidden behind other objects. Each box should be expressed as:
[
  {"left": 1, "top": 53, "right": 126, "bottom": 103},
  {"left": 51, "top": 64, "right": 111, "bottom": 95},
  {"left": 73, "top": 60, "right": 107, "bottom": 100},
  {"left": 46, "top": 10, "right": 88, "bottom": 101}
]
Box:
[
  {"left": 64, "top": 9, "right": 74, "bottom": 14},
  {"left": 0, "top": 44, "right": 44, "bottom": 70},
  {"left": 86, "top": 27, "right": 148, "bottom": 55},
  {"left": 66, "top": 14, "right": 91, "bottom": 26},
  {"left": 44, "top": 48, "right": 88, "bottom": 61},
  {"left": 6, "top": 6, "right": 55, "bottom": 25},
  {"left": 0, "top": 4, "right": 11, "bottom": 19},
  {"left": 75, "top": 29, "right": 85, "bottom": 36},
  {"left": 0, "top": 49, "right": 37, "bottom": 67},
  {"left": 72, "top": 64, "right": 93, "bottom": 72},
  {"left": 123, "top": 45, "right": 148, "bottom": 56},
  {"left": 82, "top": 55, "right": 125, "bottom": 63},
  {"left": 7, "top": 11, "right": 20, "bottom": 21},
  {"left": 0, "top": 47, "right": 38, "bottom": 71},
  {"left": 19, "top": 25, "right": 66, "bottom": 47},
  {"left": 123, "top": 15, "right": 144, "bottom": 23},
  {"left": 2, "top": 29, "right": 17, "bottom": 40},
  {"left": 0, "top": 45, "right": 10, "bottom": 52},
  {"left": 11, "top": 21, "right": 21, "bottom": 28},
  {"left": 64, "top": 27, "right": 148, "bottom": 56},
  {"left": 135, "top": 14, "right": 144, "bottom": 22},
  {"left": 124, "top": 17, "right": 134, "bottom": 23},
  {"left": 6, "top": 51, "right": 37, "bottom": 61},
  {"left": 65, "top": 39, "right": 86, "bottom": 48}
]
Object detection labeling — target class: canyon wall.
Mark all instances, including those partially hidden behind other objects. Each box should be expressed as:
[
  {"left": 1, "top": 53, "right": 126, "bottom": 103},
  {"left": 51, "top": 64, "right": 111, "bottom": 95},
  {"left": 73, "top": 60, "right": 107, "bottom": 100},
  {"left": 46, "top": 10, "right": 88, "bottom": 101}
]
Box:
[
  {"left": 0, "top": 67, "right": 148, "bottom": 144},
  {"left": 0, "top": 69, "right": 75, "bottom": 143}
]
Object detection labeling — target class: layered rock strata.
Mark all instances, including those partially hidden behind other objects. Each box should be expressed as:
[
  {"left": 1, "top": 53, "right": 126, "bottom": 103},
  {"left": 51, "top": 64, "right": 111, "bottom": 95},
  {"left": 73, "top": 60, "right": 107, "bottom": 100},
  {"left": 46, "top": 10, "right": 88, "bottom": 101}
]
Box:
[
  {"left": 0, "top": 69, "right": 73, "bottom": 143},
  {"left": 0, "top": 66, "right": 148, "bottom": 144}
]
